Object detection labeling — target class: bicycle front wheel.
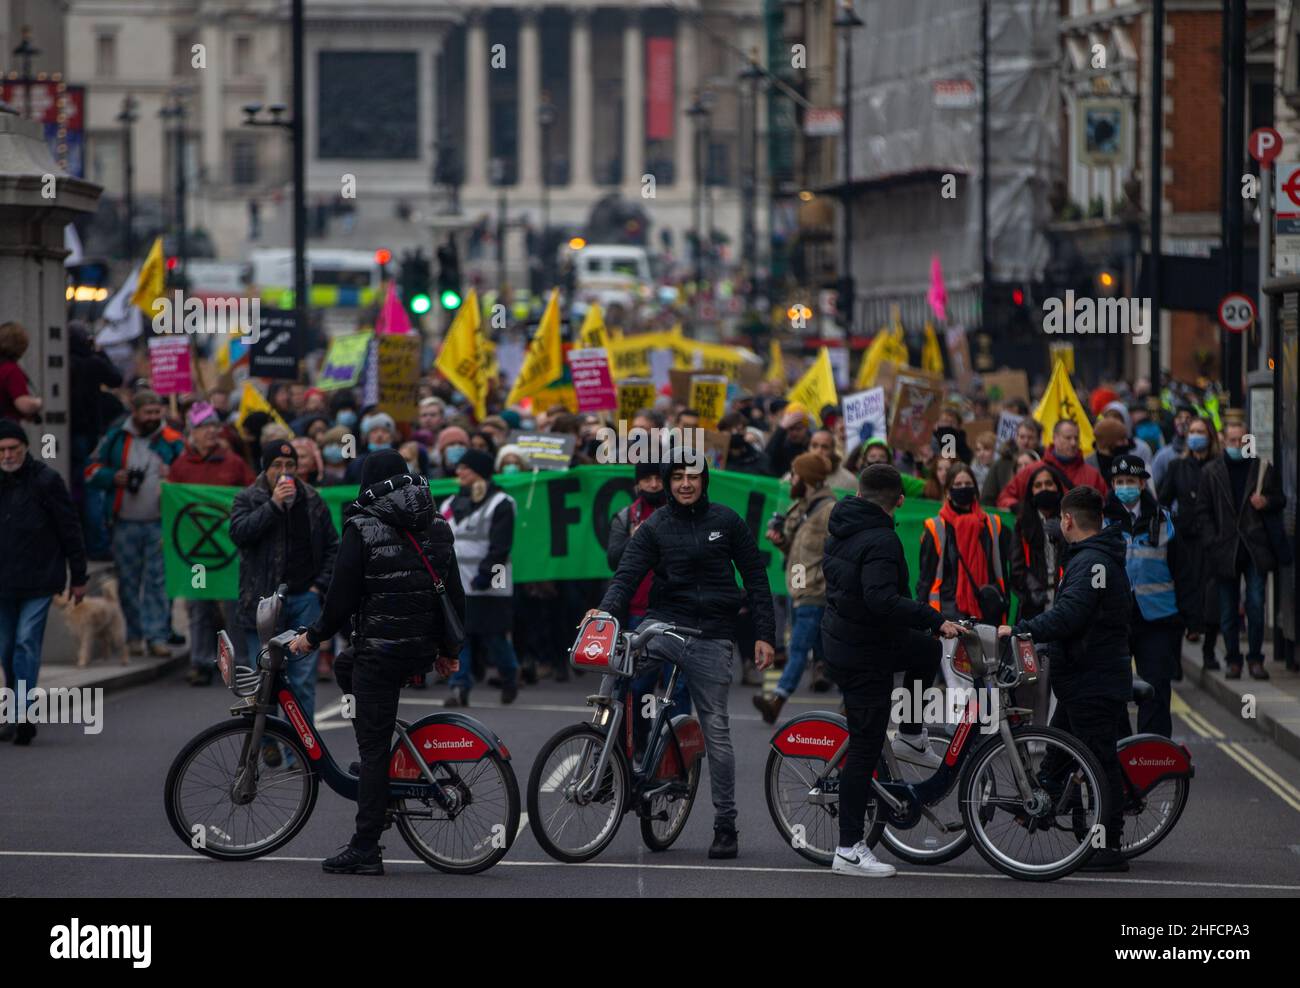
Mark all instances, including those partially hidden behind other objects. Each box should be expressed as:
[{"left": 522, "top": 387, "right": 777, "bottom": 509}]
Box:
[
  {"left": 396, "top": 753, "right": 520, "bottom": 875},
  {"left": 527, "top": 723, "right": 629, "bottom": 863},
  {"left": 163, "top": 719, "right": 317, "bottom": 861},
  {"left": 959, "top": 725, "right": 1109, "bottom": 882}
]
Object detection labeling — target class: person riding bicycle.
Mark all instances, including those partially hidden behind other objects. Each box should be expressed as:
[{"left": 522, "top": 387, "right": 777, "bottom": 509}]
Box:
[
  {"left": 289, "top": 448, "right": 466, "bottom": 876},
  {"left": 588, "top": 448, "right": 776, "bottom": 860},
  {"left": 820, "top": 464, "right": 962, "bottom": 878},
  {"left": 997, "top": 485, "right": 1131, "bottom": 872}
]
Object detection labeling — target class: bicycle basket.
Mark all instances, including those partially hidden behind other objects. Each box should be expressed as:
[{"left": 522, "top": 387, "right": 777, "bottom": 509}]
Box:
[{"left": 571, "top": 614, "right": 633, "bottom": 676}]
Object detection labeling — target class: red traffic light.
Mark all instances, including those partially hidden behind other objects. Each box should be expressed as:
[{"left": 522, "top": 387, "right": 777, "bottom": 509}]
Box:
[
  {"left": 1011, "top": 288, "right": 1024, "bottom": 306},
  {"left": 166, "top": 256, "right": 178, "bottom": 271},
  {"left": 375, "top": 248, "right": 392, "bottom": 266}
]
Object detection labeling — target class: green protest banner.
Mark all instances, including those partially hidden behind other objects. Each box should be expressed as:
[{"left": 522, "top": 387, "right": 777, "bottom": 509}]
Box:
[{"left": 162, "top": 466, "right": 1004, "bottom": 608}]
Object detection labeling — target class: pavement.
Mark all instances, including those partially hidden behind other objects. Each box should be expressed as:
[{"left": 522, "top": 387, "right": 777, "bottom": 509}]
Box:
[
  {"left": 3, "top": 653, "right": 1300, "bottom": 898},
  {"left": 1179, "top": 639, "right": 1300, "bottom": 763}
]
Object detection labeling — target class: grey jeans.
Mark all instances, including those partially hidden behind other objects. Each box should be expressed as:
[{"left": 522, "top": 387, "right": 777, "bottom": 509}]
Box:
[{"left": 639, "top": 632, "right": 737, "bottom": 828}]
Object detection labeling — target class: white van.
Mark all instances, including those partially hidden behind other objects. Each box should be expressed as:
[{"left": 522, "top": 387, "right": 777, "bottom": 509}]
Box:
[{"left": 562, "top": 243, "right": 653, "bottom": 312}]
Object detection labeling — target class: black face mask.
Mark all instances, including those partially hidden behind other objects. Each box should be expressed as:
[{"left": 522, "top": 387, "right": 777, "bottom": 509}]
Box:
[
  {"left": 1031, "top": 489, "right": 1061, "bottom": 515},
  {"left": 729, "top": 434, "right": 749, "bottom": 452},
  {"left": 639, "top": 487, "right": 667, "bottom": 507},
  {"left": 949, "top": 486, "right": 976, "bottom": 509}
]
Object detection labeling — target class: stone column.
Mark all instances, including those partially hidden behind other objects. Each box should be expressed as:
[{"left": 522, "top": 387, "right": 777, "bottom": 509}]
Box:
[
  {"left": 674, "top": 12, "right": 697, "bottom": 191},
  {"left": 569, "top": 9, "right": 593, "bottom": 189},
  {"left": 519, "top": 10, "right": 541, "bottom": 188},
  {"left": 0, "top": 112, "right": 103, "bottom": 482},
  {"left": 465, "top": 10, "right": 489, "bottom": 190},
  {"left": 622, "top": 11, "right": 644, "bottom": 190},
  {"left": 200, "top": 19, "right": 223, "bottom": 179}
]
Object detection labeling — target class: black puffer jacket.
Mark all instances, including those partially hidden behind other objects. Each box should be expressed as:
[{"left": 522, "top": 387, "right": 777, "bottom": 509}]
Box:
[
  {"left": 821, "top": 495, "right": 943, "bottom": 668},
  {"left": 1013, "top": 524, "right": 1132, "bottom": 701},
  {"left": 598, "top": 459, "right": 776, "bottom": 643},
  {"left": 0, "top": 454, "right": 87, "bottom": 596},
  {"left": 308, "top": 475, "right": 465, "bottom": 665}
]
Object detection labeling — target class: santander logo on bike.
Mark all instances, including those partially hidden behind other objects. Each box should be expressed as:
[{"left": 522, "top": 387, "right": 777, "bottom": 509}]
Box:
[
  {"left": 424, "top": 737, "right": 477, "bottom": 751},
  {"left": 786, "top": 732, "right": 836, "bottom": 748},
  {"left": 1128, "top": 755, "right": 1176, "bottom": 767}
]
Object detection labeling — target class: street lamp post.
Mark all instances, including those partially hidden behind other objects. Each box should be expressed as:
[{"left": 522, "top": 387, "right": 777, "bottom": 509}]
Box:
[
  {"left": 243, "top": 94, "right": 306, "bottom": 334},
  {"left": 740, "top": 51, "right": 765, "bottom": 308},
  {"left": 115, "top": 95, "right": 138, "bottom": 261},
  {"left": 539, "top": 94, "right": 557, "bottom": 285},
  {"left": 686, "top": 91, "right": 710, "bottom": 304},
  {"left": 11, "top": 27, "right": 39, "bottom": 119},
  {"left": 833, "top": 1, "right": 863, "bottom": 332},
  {"left": 491, "top": 156, "right": 508, "bottom": 293},
  {"left": 158, "top": 94, "right": 188, "bottom": 284}
]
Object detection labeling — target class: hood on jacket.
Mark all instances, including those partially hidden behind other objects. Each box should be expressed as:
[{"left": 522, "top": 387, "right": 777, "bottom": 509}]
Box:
[
  {"left": 827, "top": 494, "right": 894, "bottom": 540},
  {"left": 356, "top": 474, "right": 436, "bottom": 532},
  {"left": 1067, "top": 523, "right": 1128, "bottom": 567},
  {"left": 660, "top": 452, "right": 710, "bottom": 515},
  {"left": 1101, "top": 400, "right": 1132, "bottom": 430}
]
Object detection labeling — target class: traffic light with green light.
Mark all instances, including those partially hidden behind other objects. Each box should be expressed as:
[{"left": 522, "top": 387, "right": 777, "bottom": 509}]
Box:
[
  {"left": 437, "top": 240, "right": 462, "bottom": 310},
  {"left": 399, "top": 249, "right": 432, "bottom": 317}
]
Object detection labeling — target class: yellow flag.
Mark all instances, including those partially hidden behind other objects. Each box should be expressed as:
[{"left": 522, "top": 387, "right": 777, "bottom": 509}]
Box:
[
  {"left": 786, "top": 349, "right": 838, "bottom": 426},
  {"left": 506, "top": 289, "right": 564, "bottom": 406},
  {"left": 922, "top": 321, "right": 945, "bottom": 376},
  {"left": 435, "top": 287, "right": 491, "bottom": 419},
  {"left": 856, "top": 326, "right": 908, "bottom": 389},
  {"left": 766, "top": 340, "right": 786, "bottom": 385},
  {"left": 130, "top": 236, "right": 166, "bottom": 316},
  {"left": 1033, "top": 360, "right": 1095, "bottom": 456},
  {"left": 578, "top": 304, "right": 609, "bottom": 350},
  {"left": 235, "top": 380, "right": 291, "bottom": 434}
]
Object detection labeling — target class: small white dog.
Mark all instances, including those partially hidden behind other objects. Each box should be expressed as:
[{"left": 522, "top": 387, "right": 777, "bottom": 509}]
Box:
[{"left": 53, "top": 578, "right": 128, "bottom": 667}]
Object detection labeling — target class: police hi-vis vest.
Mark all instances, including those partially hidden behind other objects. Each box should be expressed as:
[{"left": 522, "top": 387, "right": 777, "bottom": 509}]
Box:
[
  {"left": 439, "top": 489, "right": 515, "bottom": 597},
  {"left": 1108, "top": 508, "right": 1178, "bottom": 622}
]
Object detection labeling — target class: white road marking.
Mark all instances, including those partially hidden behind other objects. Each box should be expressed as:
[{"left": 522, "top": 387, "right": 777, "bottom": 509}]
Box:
[{"left": 3, "top": 850, "right": 1298, "bottom": 892}]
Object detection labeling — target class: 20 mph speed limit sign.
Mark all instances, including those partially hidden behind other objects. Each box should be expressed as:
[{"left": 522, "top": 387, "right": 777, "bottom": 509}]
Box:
[{"left": 1217, "top": 293, "right": 1256, "bottom": 334}]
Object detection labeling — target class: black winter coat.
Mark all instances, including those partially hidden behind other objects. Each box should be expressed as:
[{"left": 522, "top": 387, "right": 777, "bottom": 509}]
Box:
[
  {"left": 0, "top": 455, "right": 87, "bottom": 596},
  {"left": 820, "top": 496, "right": 943, "bottom": 668},
  {"left": 598, "top": 461, "right": 775, "bottom": 643},
  {"left": 1013, "top": 525, "right": 1132, "bottom": 701},
  {"left": 309, "top": 476, "right": 465, "bottom": 666},
  {"left": 1193, "top": 455, "right": 1286, "bottom": 577},
  {"left": 229, "top": 474, "right": 339, "bottom": 627}
]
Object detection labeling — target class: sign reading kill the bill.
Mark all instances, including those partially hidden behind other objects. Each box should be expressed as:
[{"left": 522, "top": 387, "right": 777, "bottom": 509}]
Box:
[{"left": 888, "top": 372, "right": 945, "bottom": 454}]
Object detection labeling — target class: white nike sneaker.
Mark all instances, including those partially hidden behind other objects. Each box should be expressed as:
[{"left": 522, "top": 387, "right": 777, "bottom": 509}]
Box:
[
  {"left": 891, "top": 729, "right": 942, "bottom": 770},
  {"left": 831, "top": 842, "right": 896, "bottom": 877}
]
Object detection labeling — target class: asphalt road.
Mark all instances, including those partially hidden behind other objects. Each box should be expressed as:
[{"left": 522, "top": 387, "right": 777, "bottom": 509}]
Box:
[{"left": 3, "top": 666, "right": 1300, "bottom": 898}]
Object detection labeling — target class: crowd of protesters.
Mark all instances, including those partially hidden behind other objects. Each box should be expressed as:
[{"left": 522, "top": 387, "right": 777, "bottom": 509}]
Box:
[{"left": 0, "top": 311, "right": 1293, "bottom": 750}]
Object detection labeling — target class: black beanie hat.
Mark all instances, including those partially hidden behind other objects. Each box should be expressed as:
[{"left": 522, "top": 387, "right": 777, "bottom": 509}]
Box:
[
  {"left": 458, "top": 447, "right": 495, "bottom": 480},
  {"left": 0, "top": 420, "right": 28, "bottom": 445},
  {"left": 358, "top": 447, "right": 409, "bottom": 493},
  {"left": 261, "top": 440, "right": 298, "bottom": 472},
  {"left": 634, "top": 460, "right": 660, "bottom": 481}
]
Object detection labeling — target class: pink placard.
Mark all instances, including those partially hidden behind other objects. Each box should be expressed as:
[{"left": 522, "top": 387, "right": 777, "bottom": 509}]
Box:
[
  {"left": 569, "top": 347, "right": 616, "bottom": 412},
  {"left": 148, "top": 336, "right": 193, "bottom": 395}
]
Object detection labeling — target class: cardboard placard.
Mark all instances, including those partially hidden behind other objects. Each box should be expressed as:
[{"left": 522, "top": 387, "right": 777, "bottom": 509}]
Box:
[
  {"left": 996, "top": 411, "right": 1025, "bottom": 450},
  {"left": 888, "top": 372, "right": 945, "bottom": 454},
  {"left": 669, "top": 368, "right": 695, "bottom": 407},
  {"left": 376, "top": 334, "right": 422, "bottom": 424},
  {"left": 944, "top": 325, "right": 973, "bottom": 391},
  {"left": 508, "top": 431, "right": 576, "bottom": 470},
  {"left": 148, "top": 336, "right": 193, "bottom": 396},
  {"left": 701, "top": 429, "right": 730, "bottom": 469},
  {"left": 982, "top": 368, "right": 1030, "bottom": 404},
  {"left": 569, "top": 347, "right": 617, "bottom": 412},
  {"left": 842, "top": 387, "right": 888, "bottom": 448},
  {"left": 616, "top": 378, "right": 658, "bottom": 424},
  {"left": 319, "top": 331, "right": 373, "bottom": 390},
  {"left": 688, "top": 375, "right": 729, "bottom": 430}
]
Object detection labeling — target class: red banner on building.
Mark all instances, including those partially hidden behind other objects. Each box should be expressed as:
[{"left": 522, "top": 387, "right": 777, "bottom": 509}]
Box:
[{"left": 645, "top": 37, "right": 676, "bottom": 141}]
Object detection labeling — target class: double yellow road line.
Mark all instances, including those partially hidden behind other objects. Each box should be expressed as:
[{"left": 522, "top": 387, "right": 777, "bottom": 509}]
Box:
[{"left": 1171, "top": 690, "right": 1300, "bottom": 814}]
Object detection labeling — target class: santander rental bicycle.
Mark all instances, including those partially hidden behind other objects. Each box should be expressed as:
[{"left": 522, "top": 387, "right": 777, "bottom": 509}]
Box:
[{"left": 164, "top": 584, "right": 520, "bottom": 874}]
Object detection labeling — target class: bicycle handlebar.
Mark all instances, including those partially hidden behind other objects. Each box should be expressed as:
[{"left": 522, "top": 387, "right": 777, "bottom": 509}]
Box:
[{"left": 627, "top": 620, "right": 702, "bottom": 652}]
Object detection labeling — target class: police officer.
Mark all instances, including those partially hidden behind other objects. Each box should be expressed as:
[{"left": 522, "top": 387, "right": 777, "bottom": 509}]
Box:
[{"left": 1103, "top": 453, "right": 1183, "bottom": 737}]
